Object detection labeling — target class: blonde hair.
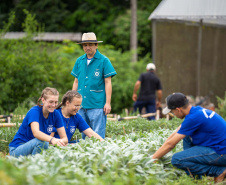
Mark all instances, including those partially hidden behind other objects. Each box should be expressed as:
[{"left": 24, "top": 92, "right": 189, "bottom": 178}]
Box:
[
  {"left": 56, "top": 90, "right": 82, "bottom": 109},
  {"left": 37, "top": 87, "right": 59, "bottom": 107}
]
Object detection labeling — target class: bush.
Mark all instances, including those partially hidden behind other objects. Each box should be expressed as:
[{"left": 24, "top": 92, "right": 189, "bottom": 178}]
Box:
[
  {"left": 216, "top": 92, "right": 226, "bottom": 120},
  {"left": 0, "top": 39, "right": 152, "bottom": 113}
]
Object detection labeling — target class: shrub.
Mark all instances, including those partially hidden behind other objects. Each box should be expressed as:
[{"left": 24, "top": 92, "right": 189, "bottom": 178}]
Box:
[{"left": 216, "top": 92, "right": 226, "bottom": 120}]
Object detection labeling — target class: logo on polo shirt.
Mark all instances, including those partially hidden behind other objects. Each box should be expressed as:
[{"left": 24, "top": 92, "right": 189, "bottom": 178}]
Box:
[
  {"left": 70, "top": 127, "right": 75, "bottom": 133},
  {"left": 95, "top": 72, "right": 100, "bottom": 76},
  {"left": 47, "top": 125, "right": 53, "bottom": 133},
  {"left": 94, "top": 69, "right": 101, "bottom": 78}
]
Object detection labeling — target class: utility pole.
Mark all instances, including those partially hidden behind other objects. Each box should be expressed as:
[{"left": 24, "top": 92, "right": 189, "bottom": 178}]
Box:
[{"left": 130, "top": 0, "right": 137, "bottom": 63}]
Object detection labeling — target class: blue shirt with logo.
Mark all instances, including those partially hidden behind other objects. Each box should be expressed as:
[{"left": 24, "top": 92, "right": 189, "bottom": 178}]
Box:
[
  {"left": 53, "top": 108, "right": 90, "bottom": 141},
  {"left": 9, "top": 106, "right": 64, "bottom": 148},
  {"left": 71, "top": 49, "right": 117, "bottom": 109},
  {"left": 178, "top": 106, "right": 226, "bottom": 154}
]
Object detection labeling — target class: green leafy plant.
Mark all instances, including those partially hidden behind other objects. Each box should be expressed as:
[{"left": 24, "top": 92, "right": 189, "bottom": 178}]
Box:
[{"left": 216, "top": 91, "right": 226, "bottom": 119}]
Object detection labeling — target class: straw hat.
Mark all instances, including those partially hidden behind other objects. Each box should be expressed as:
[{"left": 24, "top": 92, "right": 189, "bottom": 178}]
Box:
[{"left": 77, "top": 32, "right": 103, "bottom": 44}]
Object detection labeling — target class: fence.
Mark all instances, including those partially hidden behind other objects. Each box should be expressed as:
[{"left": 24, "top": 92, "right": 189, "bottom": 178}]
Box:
[{"left": 0, "top": 111, "right": 173, "bottom": 128}]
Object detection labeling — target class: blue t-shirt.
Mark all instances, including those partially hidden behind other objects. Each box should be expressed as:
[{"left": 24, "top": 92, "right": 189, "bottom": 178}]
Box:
[
  {"left": 178, "top": 106, "right": 226, "bottom": 154},
  {"left": 9, "top": 106, "right": 64, "bottom": 148},
  {"left": 53, "top": 108, "right": 90, "bottom": 141},
  {"left": 71, "top": 49, "right": 117, "bottom": 109}
]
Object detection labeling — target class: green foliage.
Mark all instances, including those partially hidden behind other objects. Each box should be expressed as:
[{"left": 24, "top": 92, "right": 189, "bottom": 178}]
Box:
[
  {"left": 0, "top": 11, "right": 15, "bottom": 35},
  {"left": 0, "top": 35, "right": 152, "bottom": 113},
  {"left": 0, "top": 112, "right": 212, "bottom": 184},
  {"left": 216, "top": 92, "right": 226, "bottom": 120},
  {"left": 22, "top": 9, "right": 43, "bottom": 38},
  {"left": 0, "top": 127, "right": 18, "bottom": 154},
  {"left": 0, "top": 0, "right": 162, "bottom": 58},
  {"left": 114, "top": 9, "right": 153, "bottom": 56},
  {"left": 0, "top": 158, "right": 29, "bottom": 185},
  {"left": 0, "top": 39, "right": 59, "bottom": 112}
]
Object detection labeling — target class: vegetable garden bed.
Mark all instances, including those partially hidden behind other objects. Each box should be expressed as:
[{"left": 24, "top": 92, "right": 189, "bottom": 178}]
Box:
[{"left": 0, "top": 118, "right": 214, "bottom": 184}]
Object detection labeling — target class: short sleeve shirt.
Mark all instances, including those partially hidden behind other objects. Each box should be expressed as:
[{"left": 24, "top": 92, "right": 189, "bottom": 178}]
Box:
[
  {"left": 178, "top": 106, "right": 226, "bottom": 154},
  {"left": 71, "top": 49, "right": 117, "bottom": 109},
  {"left": 9, "top": 106, "right": 64, "bottom": 148},
  {"left": 137, "top": 71, "right": 162, "bottom": 101},
  {"left": 54, "top": 108, "right": 90, "bottom": 141}
]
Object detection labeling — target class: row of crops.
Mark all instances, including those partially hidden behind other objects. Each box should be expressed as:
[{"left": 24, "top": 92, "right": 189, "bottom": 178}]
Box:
[{"left": 0, "top": 118, "right": 213, "bottom": 184}]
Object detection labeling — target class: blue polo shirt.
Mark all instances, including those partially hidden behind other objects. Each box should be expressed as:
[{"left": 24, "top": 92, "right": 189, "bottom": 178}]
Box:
[
  {"left": 9, "top": 106, "right": 64, "bottom": 148},
  {"left": 71, "top": 49, "right": 117, "bottom": 109},
  {"left": 53, "top": 108, "right": 90, "bottom": 141},
  {"left": 178, "top": 106, "right": 226, "bottom": 154}
]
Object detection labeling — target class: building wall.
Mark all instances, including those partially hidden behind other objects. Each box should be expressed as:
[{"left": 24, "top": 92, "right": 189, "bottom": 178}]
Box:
[{"left": 153, "top": 20, "right": 226, "bottom": 105}]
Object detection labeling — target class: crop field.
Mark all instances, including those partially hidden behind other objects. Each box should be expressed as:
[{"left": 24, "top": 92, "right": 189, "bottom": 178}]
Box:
[{"left": 0, "top": 118, "right": 214, "bottom": 185}]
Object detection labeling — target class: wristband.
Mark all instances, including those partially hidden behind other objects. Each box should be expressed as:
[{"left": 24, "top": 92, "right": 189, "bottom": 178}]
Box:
[{"left": 49, "top": 137, "right": 54, "bottom": 144}]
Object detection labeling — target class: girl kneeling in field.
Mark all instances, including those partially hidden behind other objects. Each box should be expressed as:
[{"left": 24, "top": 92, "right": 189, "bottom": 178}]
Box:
[
  {"left": 9, "top": 87, "right": 68, "bottom": 157},
  {"left": 51, "top": 90, "right": 104, "bottom": 143}
]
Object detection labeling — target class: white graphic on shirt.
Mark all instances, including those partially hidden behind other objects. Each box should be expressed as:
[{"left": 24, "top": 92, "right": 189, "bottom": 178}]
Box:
[
  {"left": 93, "top": 69, "right": 101, "bottom": 78},
  {"left": 202, "top": 109, "right": 215, "bottom": 119},
  {"left": 95, "top": 72, "right": 100, "bottom": 76},
  {"left": 47, "top": 125, "right": 53, "bottom": 133},
  {"left": 70, "top": 127, "right": 75, "bottom": 133}
]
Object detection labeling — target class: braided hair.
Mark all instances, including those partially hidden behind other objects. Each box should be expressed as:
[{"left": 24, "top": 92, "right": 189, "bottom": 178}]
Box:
[
  {"left": 37, "top": 87, "right": 59, "bottom": 107},
  {"left": 56, "top": 90, "right": 82, "bottom": 109}
]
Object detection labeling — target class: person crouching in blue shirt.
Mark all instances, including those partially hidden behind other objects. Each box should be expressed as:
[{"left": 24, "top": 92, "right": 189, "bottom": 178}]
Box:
[
  {"left": 51, "top": 90, "right": 104, "bottom": 143},
  {"left": 9, "top": 87, "right": 68, "bottom": 157},
  {"left": 152, "top": 92, "right": 226, "bottom": 184}
]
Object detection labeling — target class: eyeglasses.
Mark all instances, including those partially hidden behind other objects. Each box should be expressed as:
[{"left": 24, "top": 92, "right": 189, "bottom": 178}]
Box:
[
  {"left": 46, "top": 100, "right": 58, "bottom": 105},
  {"left": 74, "top": 105, "right": 82, "bottom": 110}
]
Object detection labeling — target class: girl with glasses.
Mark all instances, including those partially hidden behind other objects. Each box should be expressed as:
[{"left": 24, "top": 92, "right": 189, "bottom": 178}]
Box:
[
  {"left": 9, "top": 87, "right": 68, "bottom": 157},
  {"left": 51, "top": 90, "right": 104, "bottom": 143}
]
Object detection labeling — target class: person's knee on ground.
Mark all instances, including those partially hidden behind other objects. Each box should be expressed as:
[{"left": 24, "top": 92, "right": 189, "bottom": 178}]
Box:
[{"left": 32, "top": 139, "right": 49, "bottom": 155}]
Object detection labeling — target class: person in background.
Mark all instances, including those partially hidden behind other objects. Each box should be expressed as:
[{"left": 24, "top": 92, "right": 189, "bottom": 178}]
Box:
[
  {"left": 132, "top": 63, "right": 162, "bottom": 120},
  {"left": 51, "top": 90, "right": 104, "bottom": 142},
  {"left": 9, "top": 87, "right": 68, "bottom": 157},
  {"left": 71, "top": 32, "right": 117, "bottom": 139},
  {"left": 152, "top": 92, "right": 226, "bottom": 184}
]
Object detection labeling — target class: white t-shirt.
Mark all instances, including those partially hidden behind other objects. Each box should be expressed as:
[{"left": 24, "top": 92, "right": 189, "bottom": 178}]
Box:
[{"left": 87, "top": 58, "right": 92, "bottom": 65}]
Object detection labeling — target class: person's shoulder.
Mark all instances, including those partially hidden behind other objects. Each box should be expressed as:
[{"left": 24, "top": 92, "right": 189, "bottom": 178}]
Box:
[
  {"left": 95, "top": 50, "right": 110, "bottom": 61},
  {"left": 191, "top": 106, "right": 203, "bottom": 112},
  {"left": 77, "top": 54, "right": 86, "bottom": 61},
  {"left": 74, "top": 113, "right": 82, "bottom": 119},
  {"left": 28, "top": 105, "right": 41, "bottom": 113}
]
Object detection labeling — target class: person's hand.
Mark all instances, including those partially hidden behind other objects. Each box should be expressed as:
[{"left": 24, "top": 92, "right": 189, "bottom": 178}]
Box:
[
  {"left": 104, "top": 103, "right": 111, "bottom": 115},
  {"left": 156, "top": 101, "right": 161, "bottom": 108},
  {"left": 51, "top": 138, "right": 66, "bottom": 146},
  {"left": 132, "top": 94, "right": 137, "bottom": 101}
]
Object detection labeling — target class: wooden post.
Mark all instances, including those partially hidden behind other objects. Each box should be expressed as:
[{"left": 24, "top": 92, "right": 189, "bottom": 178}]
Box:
[
  {"left": 7, "top": 116, "right": 10, "bottom": 130},
  {"left": 130, "top": 0, "right": 137, "bottom": 63}
]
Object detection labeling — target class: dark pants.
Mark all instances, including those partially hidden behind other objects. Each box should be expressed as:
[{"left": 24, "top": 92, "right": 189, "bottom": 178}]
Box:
[{"left": 133, "top": 99, "right": 156, "bottom": 120}]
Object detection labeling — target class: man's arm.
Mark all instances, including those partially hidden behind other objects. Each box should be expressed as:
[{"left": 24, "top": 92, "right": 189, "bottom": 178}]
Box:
[
  {"left": 104, "top": 76, "right": 112, "bottom": 115},
  {"left": 156, "top": 89, "right": 162, "bottom": 108},
  {"left": 72, "top": 78, "right": 78, "bottom": 91},
  {"left": 152, "top": 130, "right": 185, "bottom": 160},
  {"left": 83, "top": 128, "right": 104, "bottom": 142},
  {"left": 132, "top": 80, "right": 141, "bottom": 101}
]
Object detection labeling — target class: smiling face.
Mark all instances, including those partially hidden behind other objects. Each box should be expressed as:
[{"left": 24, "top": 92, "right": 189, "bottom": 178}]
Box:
[
  {"left": 65, "top": 97, "right": 82, "bottom": 116},
  {"left": 82, "top": 43, "right": 98, "bottom": 58},
  {"left": 42, "top": 95, "right": 59, "bottom": 113}
]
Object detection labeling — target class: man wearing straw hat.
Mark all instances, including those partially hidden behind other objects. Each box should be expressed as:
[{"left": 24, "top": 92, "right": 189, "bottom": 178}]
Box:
[{"left": 71, "top": 32, "right": 117, "bottom": 139}]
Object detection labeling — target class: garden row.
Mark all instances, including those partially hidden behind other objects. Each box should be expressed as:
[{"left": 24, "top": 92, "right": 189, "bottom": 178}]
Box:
[{"left": 0, "top": 118, "right": 214, "bottom": 184}]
